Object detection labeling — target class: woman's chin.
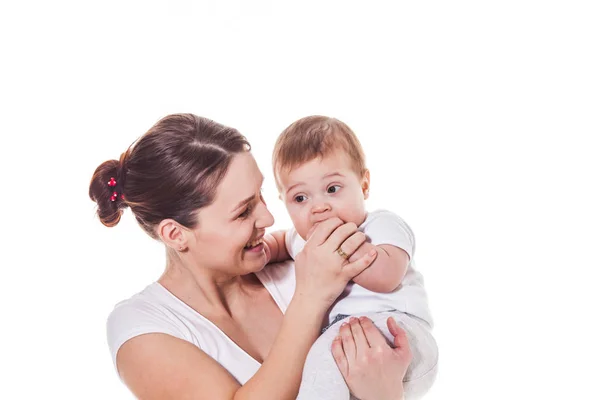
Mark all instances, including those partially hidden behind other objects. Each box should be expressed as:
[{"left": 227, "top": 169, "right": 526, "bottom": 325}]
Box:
[{"left": 242, "top": 242, "right": 268, "bottom": 270}]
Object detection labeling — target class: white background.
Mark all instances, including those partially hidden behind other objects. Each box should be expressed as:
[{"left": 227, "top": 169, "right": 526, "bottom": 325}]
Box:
[{"left": 1, "top": 1, "right": 599, "bottom": 399}]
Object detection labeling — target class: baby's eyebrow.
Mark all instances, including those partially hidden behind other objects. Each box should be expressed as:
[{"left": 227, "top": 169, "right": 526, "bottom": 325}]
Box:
[
  {"left": 285, "top": 182, "right": 305, "bottom": 195},
  {"left": 323, "top": 172, "right": 344, "bottom": 180}
]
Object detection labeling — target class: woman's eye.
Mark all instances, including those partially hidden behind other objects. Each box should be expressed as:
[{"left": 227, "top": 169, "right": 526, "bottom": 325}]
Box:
[
  {"left": 294, "top": 195, "right": 307, "bottom": 203},
  {"left": 238, "top": 206, "right": 252, "bottom": 219},
  {"left": 327, "top": 185, "right": 341, "bottom": 194}
]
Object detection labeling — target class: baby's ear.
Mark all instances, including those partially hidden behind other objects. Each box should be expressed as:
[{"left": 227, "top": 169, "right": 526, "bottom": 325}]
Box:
[{"left": 361, "top": 169, "right": 371, "bottom": 199}]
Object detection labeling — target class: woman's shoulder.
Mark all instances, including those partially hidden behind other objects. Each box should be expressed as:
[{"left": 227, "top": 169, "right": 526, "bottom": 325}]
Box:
[
  {"left": 106, "top": 283, "right": 189, "bottom": 369},
  {"left": 107, "top": 282, "right": 174, "bottom": 325}
]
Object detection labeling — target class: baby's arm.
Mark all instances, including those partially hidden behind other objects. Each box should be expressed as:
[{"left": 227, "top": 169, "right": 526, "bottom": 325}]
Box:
[
  {"left": 263, "top": 230, "right": 291, "bottom": 263},
  {"left": 348, "top": 242, "right": 409, "bottom": 293}
]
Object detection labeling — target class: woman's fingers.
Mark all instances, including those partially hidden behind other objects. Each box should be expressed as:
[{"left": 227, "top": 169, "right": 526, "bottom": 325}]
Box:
[
  {"left": 349, "top": 317, "right": 369, "bottom": 353},
  {"left": 338, "top": 231, "right": 367, "bottom": 258},
  {"left": 306, "top": 217, "right": 344, "bottom": 245},
  {"left": 339, "top": 322, "right": 357, "bottom": 363},
  {"left": 387, "top": 317, "right": 412, "bottom": 358},
  {"left": 386, "top": 316, "right": 401, "bottom": 336},
  {"left": 342, "top": 249, "right": 377, "bottom": 280},
  {"left": 331, "top": 336, "right": 349, "bottom": 379},
  {"left": 324, "top": 222, "right": 359, "bottom": 252},
  {"left": 336, "top": 316, "right": 411, "bottom": 400},
  {"left": 358, "top": 317, "right": 388, "bottom": 349}
]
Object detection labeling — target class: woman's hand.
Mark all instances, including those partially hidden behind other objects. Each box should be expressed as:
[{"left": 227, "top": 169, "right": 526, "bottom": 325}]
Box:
[
  {"left": 294, "top": 218, "right": 378, "bottom": 307},
  {"left": 332, "top": 316, "right": 413, "bottom": 400}
]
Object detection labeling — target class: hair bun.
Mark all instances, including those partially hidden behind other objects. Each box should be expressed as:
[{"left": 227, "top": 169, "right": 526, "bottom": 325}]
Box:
[{"left": 89, "top": 159, "right": 128, "bottom": 227}]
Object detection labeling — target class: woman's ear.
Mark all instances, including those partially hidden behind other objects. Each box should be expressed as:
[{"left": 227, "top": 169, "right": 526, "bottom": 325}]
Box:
[
  {"left": 157, "top": 219, "right": 188, "bottom": 252},
  {"left": 361, "top": 169, "right": 371, "bottom": 200}
]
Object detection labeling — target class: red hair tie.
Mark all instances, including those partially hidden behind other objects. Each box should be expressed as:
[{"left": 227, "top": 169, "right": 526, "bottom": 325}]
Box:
[{"left": 107, "top": 177, "right": 125, "bottom": 202}]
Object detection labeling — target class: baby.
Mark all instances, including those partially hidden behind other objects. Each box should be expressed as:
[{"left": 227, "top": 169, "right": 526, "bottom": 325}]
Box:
[{"left": 264, "top": 116, "right": 438, "bottom": 400}]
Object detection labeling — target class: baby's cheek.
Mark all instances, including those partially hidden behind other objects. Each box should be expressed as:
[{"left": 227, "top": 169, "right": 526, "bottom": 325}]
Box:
[
  {"left": 341, "top": 208, "right": 367, "bottom": 228},
  {"left": 291, "top": 215, "right": 310, "bottom": 240},
  {"left": 300, "top": 221, "right": 313, "bottom": 241}
]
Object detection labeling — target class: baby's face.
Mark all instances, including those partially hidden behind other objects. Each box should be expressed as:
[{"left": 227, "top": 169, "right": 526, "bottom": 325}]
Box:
[{"left": 278, "top": 149, "right": 369, "bottom": 240}]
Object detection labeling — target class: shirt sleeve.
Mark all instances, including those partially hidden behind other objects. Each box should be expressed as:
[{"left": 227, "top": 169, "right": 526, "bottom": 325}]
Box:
[
  {"left": 106, "top": 299, "right": 186, "bottom": 373},
  {"left": 285, "top": 227, "right": 305, "bottom": 259},
  {"left": 361, "top": 210, "right": 416, "bottom": 260}
]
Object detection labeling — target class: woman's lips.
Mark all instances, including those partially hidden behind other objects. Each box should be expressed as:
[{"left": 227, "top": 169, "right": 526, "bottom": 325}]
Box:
[{"left": 244, "top": 242, "right": 265, "bottom": 253}]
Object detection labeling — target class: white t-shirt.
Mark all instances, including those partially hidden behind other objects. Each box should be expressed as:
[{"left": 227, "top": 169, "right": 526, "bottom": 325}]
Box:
[
  {"left": 285, "top": 209, "right": 433, "bottom": 327},
  {"left": 106, "top": 261, "right": 296, "bottom": 385},
  {"left": 106, "top": 210, "right": 432, "bottom": 384}
]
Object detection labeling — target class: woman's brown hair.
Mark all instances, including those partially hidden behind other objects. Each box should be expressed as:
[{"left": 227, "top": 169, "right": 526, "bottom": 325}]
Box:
[{"left": 89, "top": 113, "right": 250, "bottom": 239}]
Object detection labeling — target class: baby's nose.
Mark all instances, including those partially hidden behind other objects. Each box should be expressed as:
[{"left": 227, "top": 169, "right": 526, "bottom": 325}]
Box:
[{"left": 311, "top": 202, "right": 332, "bottom": 213}]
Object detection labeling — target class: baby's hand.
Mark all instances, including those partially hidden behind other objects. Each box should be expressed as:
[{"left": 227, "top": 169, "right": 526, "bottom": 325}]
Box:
[
  {"left": 263, "top": 233, "right": 276, "bottom": 263},
  {"left": 263, "top": 230, "right": 290, "bottom": 264}
]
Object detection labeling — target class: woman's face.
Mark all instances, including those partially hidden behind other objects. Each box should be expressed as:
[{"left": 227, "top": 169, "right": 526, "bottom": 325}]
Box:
[{"left": 190, "top": 151, "right": 274, "bottom": 276}]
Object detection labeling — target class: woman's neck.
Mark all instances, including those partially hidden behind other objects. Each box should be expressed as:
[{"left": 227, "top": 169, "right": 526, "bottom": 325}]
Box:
[{"left": 158, "top": 255, "right": 262, "bottom": 318}]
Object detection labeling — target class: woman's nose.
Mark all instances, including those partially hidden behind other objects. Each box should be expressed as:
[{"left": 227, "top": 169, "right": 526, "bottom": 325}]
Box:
[{"left": 256, "top": 201, "right": 275, "bottom": 228}]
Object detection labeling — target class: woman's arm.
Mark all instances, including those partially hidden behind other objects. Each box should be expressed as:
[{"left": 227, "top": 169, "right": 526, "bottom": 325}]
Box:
[
  {"left": 236, "top": 295, "right": 329, "bottom": 399},
  {"left": 117, "top": 333, "right": 240, "bottom": 400},
  {"left": 349, "top": 243, "right": 409, "bottom": 293},
  {"left": 116, "top": 295, "right": 328, "bottom": 400}
]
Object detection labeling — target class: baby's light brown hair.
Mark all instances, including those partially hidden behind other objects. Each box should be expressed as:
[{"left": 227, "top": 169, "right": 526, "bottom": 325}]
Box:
[{"left": 272, "top": 116, "right": 367, "bottom": 191}]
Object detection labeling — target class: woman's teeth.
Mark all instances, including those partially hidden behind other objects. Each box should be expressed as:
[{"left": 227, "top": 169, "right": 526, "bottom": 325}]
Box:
[{"left": 244, "top": 238, "right": 263, "bottom": 249}]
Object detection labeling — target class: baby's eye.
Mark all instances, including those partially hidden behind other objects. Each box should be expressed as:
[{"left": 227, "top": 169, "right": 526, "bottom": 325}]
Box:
[
  {"left": 327, "top": 185, "right": 341, "bottom": 194},
  {"left": 294, "top": 195, "right": 308, "bottom": 203}
]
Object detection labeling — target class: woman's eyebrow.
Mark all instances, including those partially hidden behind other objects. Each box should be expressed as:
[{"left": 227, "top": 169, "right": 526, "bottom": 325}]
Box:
[
  {"left": 231, "top": 195, "right": 255, "bottom": 213},
  {"left": 231, "top": 176, "right": 264, "bottom": 213}
]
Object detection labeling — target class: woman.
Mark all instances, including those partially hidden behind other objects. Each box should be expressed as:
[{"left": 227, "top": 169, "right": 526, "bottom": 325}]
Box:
[{"left": 89, "top": 113, "right": 412, "bottom": 400}]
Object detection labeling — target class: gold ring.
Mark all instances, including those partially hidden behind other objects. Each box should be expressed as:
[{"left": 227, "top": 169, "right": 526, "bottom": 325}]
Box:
[{"left": 336, "top": 247, "right": 349, "bottom": 260}]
